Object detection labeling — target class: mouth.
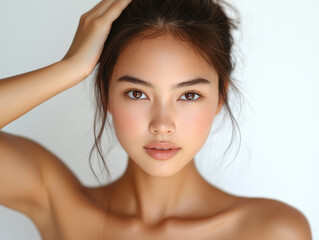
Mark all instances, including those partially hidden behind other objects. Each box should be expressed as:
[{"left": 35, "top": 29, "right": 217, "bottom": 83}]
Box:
[
  {"left": 144, "top": 141, "right": 180, "bottom": 150},
  {"left": 145, "top": 148, "right": 179, "bottom": 160},
  {"left": 148, "top": 148, "right": 174, "bottom": 150},
  {"left": 144, "top": 147, "right": 180, "bottom": 160},
  {"left": 143, "top": 141, "right": 181, "bottom": 160}
]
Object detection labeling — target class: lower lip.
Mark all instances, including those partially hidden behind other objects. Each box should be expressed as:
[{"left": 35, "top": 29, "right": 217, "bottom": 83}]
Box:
[{"left": 144, "top": 148, "right": 180, "bottom": 160}]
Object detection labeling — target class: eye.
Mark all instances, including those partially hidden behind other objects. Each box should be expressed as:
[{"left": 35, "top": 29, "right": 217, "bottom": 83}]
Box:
[
  {"left": 124, "top": 89, "right": 148, "bottom": 100},
  {"left": 123, "top": 88, "right": 203, "bottom": 102},
  {"left": 179, "top": 91, "right": 203, "bottom": 101}
]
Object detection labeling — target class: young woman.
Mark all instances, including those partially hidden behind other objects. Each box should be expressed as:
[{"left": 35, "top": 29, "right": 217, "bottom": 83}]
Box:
[{"left": 0, "top": 0, "right": 312, "bottom": 239}]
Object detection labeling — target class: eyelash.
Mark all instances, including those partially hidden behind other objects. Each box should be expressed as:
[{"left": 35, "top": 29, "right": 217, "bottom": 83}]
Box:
[{"left": 123, "top": 88, "right": 204, "bottom": 102}]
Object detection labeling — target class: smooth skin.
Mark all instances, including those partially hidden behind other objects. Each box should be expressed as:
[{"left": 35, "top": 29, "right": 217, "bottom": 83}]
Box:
[{"left": 0, "top": 0, "right": 312, "bottom": 239}]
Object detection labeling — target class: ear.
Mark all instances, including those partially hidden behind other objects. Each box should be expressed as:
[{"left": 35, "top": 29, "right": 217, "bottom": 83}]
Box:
[
  {"left": 215, "top": 80, "right": 229, "bottom": 115},
  {"left": 107, "top": 102, "right": 112, "bottom": 115},
  {"left": 215, "top": 98, "right": 224, "bottom": 115}
]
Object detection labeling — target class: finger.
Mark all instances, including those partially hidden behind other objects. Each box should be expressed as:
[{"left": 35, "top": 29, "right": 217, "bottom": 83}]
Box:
[
  {"left": 84, "top": 0, "right": 115, "bottom": 18},
  {"left": 85, "top": 0, "right": 126, "bottom": 19},
  {"left": 100, "top": 0, "right": 132, "bottom": 23}
]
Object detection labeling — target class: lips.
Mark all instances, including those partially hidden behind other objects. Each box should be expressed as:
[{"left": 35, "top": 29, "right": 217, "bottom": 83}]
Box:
[
  {"left": 144, "top": 148, "right": 180, "bottom": 160},
  {"left": 144, "top": 141, "right": 181, "bottom": 160},
  {"left": 144, "top": 141, "right": 180, "bottom": 150}
]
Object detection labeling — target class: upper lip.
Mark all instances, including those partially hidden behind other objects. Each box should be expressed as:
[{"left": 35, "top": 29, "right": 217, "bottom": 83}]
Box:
[{"left": 144, "top": 141, "right": 180, "bottom": 150}]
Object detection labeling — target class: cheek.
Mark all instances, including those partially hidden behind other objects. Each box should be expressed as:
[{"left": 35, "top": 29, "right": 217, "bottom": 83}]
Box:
[
  {"left": 111, "top": 102, "right": 148, "bottom": 145},
  {"left": 178, "top": 103, "right": 216, "bottom": 141}
]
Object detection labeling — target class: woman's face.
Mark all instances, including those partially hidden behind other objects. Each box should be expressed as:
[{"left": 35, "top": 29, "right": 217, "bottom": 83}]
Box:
[{"left": 108, "top": 33, "right": 221, "bottom": 177}]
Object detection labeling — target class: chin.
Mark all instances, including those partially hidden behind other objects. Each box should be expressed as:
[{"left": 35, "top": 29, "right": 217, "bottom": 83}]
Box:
[
  {"left": 132, "top": 157, "right": 190, "bottom": 178},
  {"left": 142, "top": 167, "right": 181, "bottom": 178}
]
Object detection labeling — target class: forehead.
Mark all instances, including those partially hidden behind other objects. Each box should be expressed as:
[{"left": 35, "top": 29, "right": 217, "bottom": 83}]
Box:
[{"left": 111, "top": 34, "right": 218, "bottom": 86}]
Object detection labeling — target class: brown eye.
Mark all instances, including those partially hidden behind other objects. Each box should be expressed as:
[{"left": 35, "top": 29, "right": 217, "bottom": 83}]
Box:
[
  {"left": 125, "top": 89, "right": 148, "bottom": 100},
  {"left": 180, "top": 91, "right": 201, "bottom": 101},
  {"left": 185, "top": 93, "right": 196, "bottom": 100},
  {"left": 133, "top": 91, "right": 142, "bottom": 98}
]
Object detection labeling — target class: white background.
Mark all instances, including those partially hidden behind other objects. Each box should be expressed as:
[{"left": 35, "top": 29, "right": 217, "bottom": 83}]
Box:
[{"left": 0, "top": 0, "right": 318, "bottom": 239}]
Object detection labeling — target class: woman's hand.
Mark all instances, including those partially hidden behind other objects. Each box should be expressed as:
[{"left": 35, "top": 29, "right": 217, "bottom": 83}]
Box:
[
  {"left": 63, "top": 0, "right": 132, "bottom": 77},
  {"left": 0, "top": 0, "right": 132, "bottom": 128}
]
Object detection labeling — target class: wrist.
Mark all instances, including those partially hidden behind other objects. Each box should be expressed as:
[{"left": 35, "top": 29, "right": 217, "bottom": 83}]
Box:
[{"left": 57, "top": 58, "right": 93, "bottom": 84}]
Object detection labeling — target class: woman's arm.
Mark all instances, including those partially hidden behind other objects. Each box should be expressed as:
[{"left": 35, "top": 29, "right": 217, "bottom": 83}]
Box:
[
  {"left": 0, "top": 60, "right": 85, "bottom": 128},
  {"left": 0, "top": 0, "right": 133, "bottom": 129},
  {"left": 0, "top": 0, "right": 132, "bottom": 223}
]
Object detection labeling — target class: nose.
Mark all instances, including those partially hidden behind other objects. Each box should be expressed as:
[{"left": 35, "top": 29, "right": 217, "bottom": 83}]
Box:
[{"left": 149, "top": 105, "right": 176, "bottom": 136}]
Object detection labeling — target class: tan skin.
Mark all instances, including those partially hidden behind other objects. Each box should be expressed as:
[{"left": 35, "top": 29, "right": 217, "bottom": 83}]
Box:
[{"left": 0, "top": 0, "right": 312, "bottom": 239}]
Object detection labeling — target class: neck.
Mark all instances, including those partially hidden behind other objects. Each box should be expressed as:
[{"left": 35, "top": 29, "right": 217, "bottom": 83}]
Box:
[{"left": 112, "top": 158, "right": 214, "bottom": 226}]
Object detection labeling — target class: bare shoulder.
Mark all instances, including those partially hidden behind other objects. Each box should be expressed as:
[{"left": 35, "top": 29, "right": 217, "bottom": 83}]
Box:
[
  {"left": 0, "top": 131, "right": 83, "bottom": 219},
  {"left": 1, "top": 131, "right": 82, "bottom": 186},
  {"left": 237, "top": 197, "right": 312, "bottom": 240}
]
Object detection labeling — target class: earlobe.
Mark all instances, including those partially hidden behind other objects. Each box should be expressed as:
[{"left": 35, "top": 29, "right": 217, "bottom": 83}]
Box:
[
  {"left": 216, "top": 80, "right": 229, "bottom": 115},
  {"left": 216, "top": 99, "right": 224, "bottom": 115},
  {"left": 107, "top": 103, "right": 112, "bottom": 115},
  {"left": 106, "top": 98, "right": 112, "bottom": 114}
]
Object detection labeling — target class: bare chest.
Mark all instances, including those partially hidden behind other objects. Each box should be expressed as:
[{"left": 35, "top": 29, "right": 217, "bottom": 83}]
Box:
[
  {"left": 35, "top": 186, "right": 242, "bottom": 240},
  {"left": 39, "top": 215, "right": 236, "bottom": 240},
  {"left": 37, "top": 202, "right": 237, "bottom": 240}
]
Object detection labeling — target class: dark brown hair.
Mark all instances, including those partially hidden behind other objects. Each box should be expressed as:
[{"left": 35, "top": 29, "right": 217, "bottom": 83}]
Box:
[{"left": 89, "top": 0, "right": 241, "bottom": 184}]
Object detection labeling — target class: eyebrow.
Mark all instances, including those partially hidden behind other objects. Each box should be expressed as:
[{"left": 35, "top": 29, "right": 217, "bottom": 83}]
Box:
[{"left": 117, "top": 75, "right": 211, "bottom": 89}]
